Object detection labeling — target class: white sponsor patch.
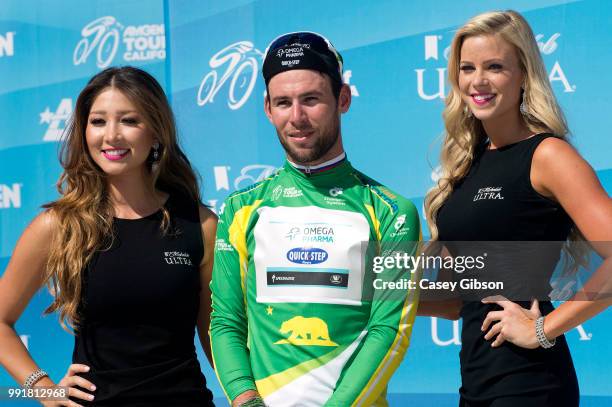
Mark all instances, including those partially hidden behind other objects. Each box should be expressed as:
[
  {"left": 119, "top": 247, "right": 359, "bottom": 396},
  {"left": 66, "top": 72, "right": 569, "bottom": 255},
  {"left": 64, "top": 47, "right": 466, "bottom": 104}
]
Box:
[{"left": 253, "top": 206, "right": 370, "bottom": 305}]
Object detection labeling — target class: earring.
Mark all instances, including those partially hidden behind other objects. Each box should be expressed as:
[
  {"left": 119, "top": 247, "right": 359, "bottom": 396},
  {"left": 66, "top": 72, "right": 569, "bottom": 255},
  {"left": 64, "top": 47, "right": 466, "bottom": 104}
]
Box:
[
  {"left": 520, "top": 89, "right": 528, "bottom": 116},
  {"left": 464, "top": 105, "right": 473, "bottom": 118},
  {"left": 152, "top": 143, "right": 160, "bottom": 162}
]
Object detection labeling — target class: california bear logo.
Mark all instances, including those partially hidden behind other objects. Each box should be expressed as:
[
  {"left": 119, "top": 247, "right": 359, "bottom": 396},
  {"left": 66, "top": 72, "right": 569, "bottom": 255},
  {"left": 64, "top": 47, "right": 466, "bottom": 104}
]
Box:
[{"left": 274, "top": 316, "right": 338, "bottom": 346}]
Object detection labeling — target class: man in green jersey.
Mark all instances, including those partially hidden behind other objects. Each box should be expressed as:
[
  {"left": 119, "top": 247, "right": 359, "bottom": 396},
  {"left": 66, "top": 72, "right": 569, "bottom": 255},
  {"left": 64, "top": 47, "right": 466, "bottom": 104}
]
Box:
[{"left": 210, "top": 32, "right": 421, "bottom": 407}]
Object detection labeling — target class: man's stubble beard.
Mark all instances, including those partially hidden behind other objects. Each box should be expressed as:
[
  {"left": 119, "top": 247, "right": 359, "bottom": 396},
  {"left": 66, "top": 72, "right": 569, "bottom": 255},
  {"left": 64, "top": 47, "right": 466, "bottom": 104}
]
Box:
[{"left": 277, "top": 113, "right": 340, "bottom": 165}]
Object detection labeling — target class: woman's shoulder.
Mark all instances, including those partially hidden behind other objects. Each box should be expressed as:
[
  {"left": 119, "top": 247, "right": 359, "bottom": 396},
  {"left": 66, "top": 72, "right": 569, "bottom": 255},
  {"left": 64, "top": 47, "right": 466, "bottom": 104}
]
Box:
[
  {"left": 29, "top": 209, "right": 59, "bottom": 237},
  {"left": 198, "top": 205, "right": 218, "bottom": 226},
  {"left": 532, "top": 135, "right": 576, "bottom": 166},
  {"left": 13, "top": 209, "right": 59, "bottom": 257},
  {"left": 531, "top": 135, "right": 585, "bottom": 199}
]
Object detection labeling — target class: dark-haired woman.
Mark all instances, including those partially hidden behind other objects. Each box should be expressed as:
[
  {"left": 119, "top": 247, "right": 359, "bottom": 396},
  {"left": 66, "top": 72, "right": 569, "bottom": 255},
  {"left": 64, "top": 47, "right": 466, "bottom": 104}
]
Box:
[{"left": 0, "top": 66, "right": 216, "bottom": 406}]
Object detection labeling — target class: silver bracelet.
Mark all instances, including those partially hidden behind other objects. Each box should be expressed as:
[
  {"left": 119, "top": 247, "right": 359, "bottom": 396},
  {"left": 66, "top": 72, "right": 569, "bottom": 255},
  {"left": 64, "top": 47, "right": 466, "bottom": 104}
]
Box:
[
  {"left": 535, "top": 316, "right": 556, "bottom": 349},
  {"left": 23, "top": 369, "right": 48, "bottom": 389}
]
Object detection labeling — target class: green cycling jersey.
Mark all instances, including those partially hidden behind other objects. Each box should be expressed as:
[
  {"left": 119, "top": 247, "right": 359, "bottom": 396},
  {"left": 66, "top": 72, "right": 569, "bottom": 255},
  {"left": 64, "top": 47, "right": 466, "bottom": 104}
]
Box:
[{"left": 210, "top": 157, "right": 421, "bottom": 406}]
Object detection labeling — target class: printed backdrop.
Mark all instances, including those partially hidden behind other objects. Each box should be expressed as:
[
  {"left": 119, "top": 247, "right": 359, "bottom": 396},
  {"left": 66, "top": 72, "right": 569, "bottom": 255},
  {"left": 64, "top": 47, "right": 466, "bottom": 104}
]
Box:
[{"left": 1, "top": 0, "right": 611, "bottom": 405}]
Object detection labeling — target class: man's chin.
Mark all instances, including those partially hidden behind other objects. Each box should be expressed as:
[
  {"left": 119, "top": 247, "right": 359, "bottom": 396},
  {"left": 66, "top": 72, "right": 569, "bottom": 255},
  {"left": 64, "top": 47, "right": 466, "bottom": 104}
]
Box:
[
  {"left": 279, "top": 132, "right": 337, "bottom": 165},
  {"left": 287, "top": 152, "right": 320, "bottom": 165}
]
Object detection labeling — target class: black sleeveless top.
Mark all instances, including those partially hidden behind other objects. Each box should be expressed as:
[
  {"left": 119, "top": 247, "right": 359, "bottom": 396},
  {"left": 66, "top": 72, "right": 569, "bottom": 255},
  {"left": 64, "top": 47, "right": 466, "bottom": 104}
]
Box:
[
  {"left": 437, "top": 134, "right": 579, "bottom": 405},
  {"left": 72, "top": 194, "right": 215, "bottom": 406}
]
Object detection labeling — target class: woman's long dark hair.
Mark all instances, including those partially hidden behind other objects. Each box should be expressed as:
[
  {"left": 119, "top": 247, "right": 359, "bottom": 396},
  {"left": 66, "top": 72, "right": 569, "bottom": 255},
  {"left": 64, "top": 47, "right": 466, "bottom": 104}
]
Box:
[{"left": 43, "top": 66, "right": 201, "bottom": 330}]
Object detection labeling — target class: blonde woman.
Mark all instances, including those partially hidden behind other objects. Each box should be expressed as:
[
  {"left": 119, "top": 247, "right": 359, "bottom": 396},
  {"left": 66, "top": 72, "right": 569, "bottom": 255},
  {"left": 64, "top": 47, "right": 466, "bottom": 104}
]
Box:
[
  {"left": 0, "top": 67, "right": 217, "bottom": 406},
  {"left": 424, "top": 10, "right": 612, "bottom": 407}
]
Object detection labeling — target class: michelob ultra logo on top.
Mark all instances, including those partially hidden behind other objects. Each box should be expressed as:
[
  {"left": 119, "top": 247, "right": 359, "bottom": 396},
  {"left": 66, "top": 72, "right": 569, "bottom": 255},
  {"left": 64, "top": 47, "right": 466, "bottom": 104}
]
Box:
[
  {"left": 473, "top": 186, "right": 504, "bottom": 201},
  {"left": 254, "top": 206, "right": 369, "bottom": 305},
  {"left": 163, "top": 251, "right": 193, "bottom": 266}
]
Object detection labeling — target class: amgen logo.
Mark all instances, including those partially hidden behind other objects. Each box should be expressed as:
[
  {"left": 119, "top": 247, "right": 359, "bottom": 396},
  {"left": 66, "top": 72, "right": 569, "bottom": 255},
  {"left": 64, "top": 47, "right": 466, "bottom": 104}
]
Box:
[
  {"left": 73, "top": 16, "right": 165, "bottom": 68},
  {"left": 0, "top": 183, "right": 22, "bottom": 209}
]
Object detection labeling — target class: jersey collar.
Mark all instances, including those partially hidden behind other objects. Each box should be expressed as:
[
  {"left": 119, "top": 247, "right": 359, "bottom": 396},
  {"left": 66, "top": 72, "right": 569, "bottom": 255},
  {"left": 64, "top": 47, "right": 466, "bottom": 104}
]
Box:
[
  {"left": 283, "top": 153, "right": 352, "bottom": 180},
  {"left": 286, "top": 152, "right": 347, "bottom": 175}
]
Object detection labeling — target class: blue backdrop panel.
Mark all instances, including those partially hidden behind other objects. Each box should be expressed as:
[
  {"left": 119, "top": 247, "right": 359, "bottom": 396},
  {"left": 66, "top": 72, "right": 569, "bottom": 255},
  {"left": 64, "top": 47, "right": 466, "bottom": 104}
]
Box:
[{"left": 1, "top": 0, "right": 610, "bottom": 406}]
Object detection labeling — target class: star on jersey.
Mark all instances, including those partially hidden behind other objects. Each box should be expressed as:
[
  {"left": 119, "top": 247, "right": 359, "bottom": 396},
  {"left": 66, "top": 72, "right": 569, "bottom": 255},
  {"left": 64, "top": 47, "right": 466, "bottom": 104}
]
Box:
[{"left": 266, "top": 305, "right": 274, "bottom": 315}]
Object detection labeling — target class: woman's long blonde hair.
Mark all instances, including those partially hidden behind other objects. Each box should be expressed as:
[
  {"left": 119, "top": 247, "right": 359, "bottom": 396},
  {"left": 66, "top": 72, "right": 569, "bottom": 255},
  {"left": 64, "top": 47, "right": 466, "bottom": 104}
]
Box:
[
  {"left": 424, "top": 10, "right": 586, "bottom": 271},
  {"left": 43, "top": 67, "right": 201, "bottom": 331}
]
